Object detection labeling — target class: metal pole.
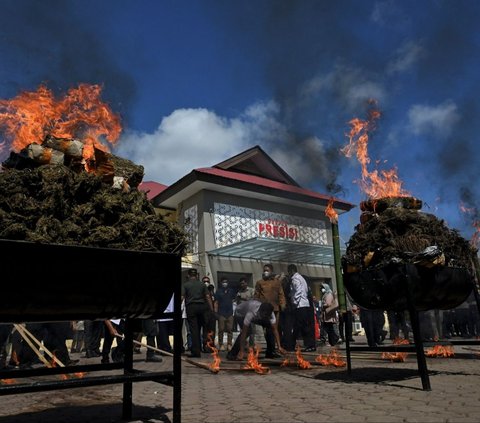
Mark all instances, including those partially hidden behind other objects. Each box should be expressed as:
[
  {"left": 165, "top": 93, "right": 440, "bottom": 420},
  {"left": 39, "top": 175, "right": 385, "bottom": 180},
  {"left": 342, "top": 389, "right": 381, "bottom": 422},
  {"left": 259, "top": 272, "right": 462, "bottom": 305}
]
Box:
[
  {"left": 173, "top": 255, "right": 182, "bottom": 423},
  {"left": 471, "top": 256, "right": 480, "bottom": 318},
  {"left": 331, "top": 220, "right": 352, "bottom": 372},
  {"left": 122, "top": 319, "right": 134, "bottom": 419},
  {"left": 404, "top": 265, "right": 431, "bottom": 391}
]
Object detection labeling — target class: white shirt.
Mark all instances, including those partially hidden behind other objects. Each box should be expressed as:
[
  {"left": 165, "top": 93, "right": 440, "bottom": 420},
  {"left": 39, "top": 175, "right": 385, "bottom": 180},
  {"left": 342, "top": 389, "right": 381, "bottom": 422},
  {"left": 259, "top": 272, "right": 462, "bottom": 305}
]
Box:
[
  {"left": 158, "top": 294, "right": 174, "bottom": 322},
  {"left": 235, "top": 299, "right": 276, "bottom": 326},
  {"left": 290, "top": 272, "right": 310, "bottom": 308}
]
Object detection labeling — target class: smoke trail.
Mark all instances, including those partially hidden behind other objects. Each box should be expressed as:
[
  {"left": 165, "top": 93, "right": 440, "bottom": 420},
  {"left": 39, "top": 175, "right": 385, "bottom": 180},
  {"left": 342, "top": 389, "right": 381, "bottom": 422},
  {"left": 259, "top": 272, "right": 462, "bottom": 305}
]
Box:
[{"left": 0, "top": 0, "right": 135, "bottom": 120}]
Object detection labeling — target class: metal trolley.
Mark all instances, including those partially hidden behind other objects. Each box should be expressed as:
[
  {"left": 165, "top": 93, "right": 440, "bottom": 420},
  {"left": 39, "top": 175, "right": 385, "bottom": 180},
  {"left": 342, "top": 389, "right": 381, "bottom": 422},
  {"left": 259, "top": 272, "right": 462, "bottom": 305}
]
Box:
[{"left": 0, "top": 239, "right": 183, "bottom": 422}]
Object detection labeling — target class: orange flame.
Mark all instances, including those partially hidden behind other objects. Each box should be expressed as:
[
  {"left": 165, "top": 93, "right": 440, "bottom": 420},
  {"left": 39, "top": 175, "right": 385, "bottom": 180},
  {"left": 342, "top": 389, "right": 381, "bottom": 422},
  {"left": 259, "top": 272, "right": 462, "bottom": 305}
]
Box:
[
  {"left": 243, "top": 346, "right": 270, "bottom": 374},
  {"left": 294, "top": 345, "right": 312, "bottom": 369},
  {"left": 0, "top": 379, "right": 16, "bottom": 384},
  {"left": 0, "top": 84, "right": 121, "bottom": 162},
  {"left": 341, "top": 100, "right": 410, "bottom": 199},
  {"left": 381, "top": 351, "right": 407, "bottom": 362},
  {"left": 206, "top": 332, "right": 221, "bottom": 372},
  {"left": 381, "top": 338, "right": 409, "bottom": 362},
  {"left": 325, "top": 197, "right": 338, "bottom": 224},
  {"left": 314, "top": 348, "right": 346, "bottom": 367},
  {"left": 73, "top": 372, "right": 86, "bottom": 378},
  {"left": 50, "top": 353, "right": 68, "bottom": 380},
  {"left": 425, "top": 345, "right": 455, "bottom": 358}
]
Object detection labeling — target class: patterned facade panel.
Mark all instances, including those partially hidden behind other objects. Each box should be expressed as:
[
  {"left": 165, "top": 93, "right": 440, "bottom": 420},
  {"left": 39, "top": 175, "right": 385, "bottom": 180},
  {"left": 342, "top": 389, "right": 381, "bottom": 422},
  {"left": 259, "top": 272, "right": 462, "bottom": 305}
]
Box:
[
  {"left": 184, "top": 204, "right": 199, "bottom": 254},
  {"left": 213, "top": 202, "right": 327, "bottom": 248}
]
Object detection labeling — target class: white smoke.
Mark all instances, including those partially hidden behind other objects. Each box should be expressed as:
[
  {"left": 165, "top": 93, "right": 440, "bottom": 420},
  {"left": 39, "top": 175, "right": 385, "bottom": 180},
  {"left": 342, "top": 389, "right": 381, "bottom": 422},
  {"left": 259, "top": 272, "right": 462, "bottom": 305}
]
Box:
[{"left": 407, "top": 101, "right": 460, "bottom": 137}]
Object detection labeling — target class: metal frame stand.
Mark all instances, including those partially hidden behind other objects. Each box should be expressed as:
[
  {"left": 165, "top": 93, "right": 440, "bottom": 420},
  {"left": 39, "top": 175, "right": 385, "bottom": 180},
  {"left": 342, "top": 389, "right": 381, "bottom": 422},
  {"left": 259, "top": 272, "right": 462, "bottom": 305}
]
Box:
[
  {"left": 0, "top": 317, "right": 180, "bottom": 419},
  {"left": 345, "top": 265, "right": 431, "bottom": 390}
]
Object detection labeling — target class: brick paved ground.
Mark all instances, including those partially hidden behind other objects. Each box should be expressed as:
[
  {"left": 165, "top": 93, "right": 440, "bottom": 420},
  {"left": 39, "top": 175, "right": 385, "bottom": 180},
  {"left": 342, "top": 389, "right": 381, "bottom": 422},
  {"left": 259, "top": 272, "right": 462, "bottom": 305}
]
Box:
[{"left": 0, "top": 336, "right": 479, "bottom": 423}]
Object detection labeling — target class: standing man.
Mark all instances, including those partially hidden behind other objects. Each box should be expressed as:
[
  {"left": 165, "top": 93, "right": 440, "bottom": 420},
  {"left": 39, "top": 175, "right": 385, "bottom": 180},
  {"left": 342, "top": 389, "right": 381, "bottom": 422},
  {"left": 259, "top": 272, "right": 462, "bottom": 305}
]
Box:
[
  {"left": 215, "top": 277, "right": 237, "bottom": 351},
  {"left": 182, "top": 268, "right": 213, "bottom": 358},
  {"left": 201, "top": 276, "right": 217, "bottom": 352},
  {"left": 235, "top": 277, "right": 256, "bottom": 348},
  {"left": 287, "top": 264, "right": 316, "bottom": 352},
  {"left": 320, "top": 283, "right": 340, "bottom": 346},
  {"left": 254, "top": 263, "right": 286, "bottom": 358}
]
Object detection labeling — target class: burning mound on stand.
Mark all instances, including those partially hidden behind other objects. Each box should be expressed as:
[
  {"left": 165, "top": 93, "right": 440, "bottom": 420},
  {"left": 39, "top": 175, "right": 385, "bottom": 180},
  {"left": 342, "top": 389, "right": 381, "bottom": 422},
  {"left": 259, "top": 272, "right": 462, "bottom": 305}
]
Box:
[
  {"left": 0, "top": 84, "right": 187, "bottom": 253},
  {"left": 342, "top": 196, "right": 476, "bottom": 311},
  {"left": 340, "top": 102, "right": 476, "bottom": 312}
]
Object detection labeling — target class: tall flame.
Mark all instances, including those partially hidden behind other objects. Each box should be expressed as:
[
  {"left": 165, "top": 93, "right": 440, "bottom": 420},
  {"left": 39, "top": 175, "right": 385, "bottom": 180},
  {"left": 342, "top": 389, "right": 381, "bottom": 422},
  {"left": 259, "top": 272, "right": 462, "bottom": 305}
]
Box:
[
  {"left": 243, "top": 346, "right": 270, "bottom": 374},
  {"left": 0, "top": 84, "right": 121, "bottom": 161},
  {"left": 294, "top": 345, "right": 312, "bottom": 369},
  {"left": 341, "top": 100, "right": 409, "bottom": 199},
  {"left": 206, "top": 332, "right": 221, "bottom": 372}
]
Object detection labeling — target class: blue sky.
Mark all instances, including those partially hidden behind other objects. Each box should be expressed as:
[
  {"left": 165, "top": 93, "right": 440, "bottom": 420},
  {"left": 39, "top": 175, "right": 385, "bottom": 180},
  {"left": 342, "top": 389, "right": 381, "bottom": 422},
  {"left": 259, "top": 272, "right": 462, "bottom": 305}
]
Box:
[{"left": 1, "top": 0, "right": 480, "bottom": 245}]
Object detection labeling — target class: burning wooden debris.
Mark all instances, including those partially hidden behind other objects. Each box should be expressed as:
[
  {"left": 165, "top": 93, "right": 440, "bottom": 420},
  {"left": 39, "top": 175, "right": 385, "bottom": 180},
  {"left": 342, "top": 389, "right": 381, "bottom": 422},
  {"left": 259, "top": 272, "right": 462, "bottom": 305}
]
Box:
[
  {"left": 243, "top": 346, "right": 270, "bottom": 374},
  {"left": 314, "top": 349, "right": 346, "bottom": 367},
  {"left": 425, "top": 345, "right": 455, "bottom": 358},
  {"left": 381, "top": 339, "right": 410, "bottom": 362},
  {"left": 2, "top": 135, "right": 144, "bottom": 190}
]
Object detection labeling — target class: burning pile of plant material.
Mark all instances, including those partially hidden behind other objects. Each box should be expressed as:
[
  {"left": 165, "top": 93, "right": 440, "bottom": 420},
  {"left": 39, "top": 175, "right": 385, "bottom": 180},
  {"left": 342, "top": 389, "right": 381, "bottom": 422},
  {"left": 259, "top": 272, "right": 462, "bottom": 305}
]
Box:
[
  {"left": 0, "top": 160, "right": 186, "bottom": 252},
  {"left": 0, "top": 84, "right": 187, "bottom": 254},
  {"left": 342, "top": 196, "right": 476, "bottom": 272}
]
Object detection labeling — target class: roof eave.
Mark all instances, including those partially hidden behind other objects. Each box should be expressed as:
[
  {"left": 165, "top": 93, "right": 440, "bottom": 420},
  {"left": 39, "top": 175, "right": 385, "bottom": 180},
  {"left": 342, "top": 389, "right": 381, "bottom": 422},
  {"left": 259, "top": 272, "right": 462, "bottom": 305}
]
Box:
[{"left": 153, "top": 170, "right": 355, "bottom": 213}]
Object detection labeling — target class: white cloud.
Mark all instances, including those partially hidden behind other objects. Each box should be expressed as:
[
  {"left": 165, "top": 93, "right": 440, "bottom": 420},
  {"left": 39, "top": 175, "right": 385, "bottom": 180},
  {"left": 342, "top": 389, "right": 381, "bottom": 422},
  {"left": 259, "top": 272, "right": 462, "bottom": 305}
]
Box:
[
  {"left": 407, "top": 101, "right": 459, "bottom": 137},
  {"left": 114, "top": 102, "right": 287, "bottom": 184},
  {"left": 387, "top": 40, "right": 425, "bottom": 74}
]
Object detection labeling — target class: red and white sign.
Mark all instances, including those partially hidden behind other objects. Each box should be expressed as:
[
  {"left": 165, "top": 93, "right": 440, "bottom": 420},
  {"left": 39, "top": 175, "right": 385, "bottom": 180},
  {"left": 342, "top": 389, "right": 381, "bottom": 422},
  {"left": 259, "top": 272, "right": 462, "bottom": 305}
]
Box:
[
  {"left": 258, "top": 219, "right": 299, "bottom": 240},
  {"left": 213, "top": 203, "right": 326, "bottom": 248}
]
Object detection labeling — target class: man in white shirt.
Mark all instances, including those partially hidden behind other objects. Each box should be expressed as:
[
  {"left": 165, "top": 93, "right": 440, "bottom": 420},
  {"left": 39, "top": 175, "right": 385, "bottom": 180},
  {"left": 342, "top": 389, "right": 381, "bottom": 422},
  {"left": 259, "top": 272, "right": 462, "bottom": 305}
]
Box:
[
  {"left": 287, "top": 264, "right": 316, "bottom": 352},
  {"left": 226, "top": 299, "right": 286, "bottom": 360}
]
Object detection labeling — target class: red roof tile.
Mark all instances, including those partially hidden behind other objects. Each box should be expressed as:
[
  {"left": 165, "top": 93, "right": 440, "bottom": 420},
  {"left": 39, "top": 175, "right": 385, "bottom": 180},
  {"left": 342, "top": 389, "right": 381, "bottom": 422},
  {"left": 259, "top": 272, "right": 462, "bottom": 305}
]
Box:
[
  {"left": 139, "top": 181, "right": 168, "bottom": 200},
  {"left": 194, "top": 167, "right": 353, "bottom": 207}
]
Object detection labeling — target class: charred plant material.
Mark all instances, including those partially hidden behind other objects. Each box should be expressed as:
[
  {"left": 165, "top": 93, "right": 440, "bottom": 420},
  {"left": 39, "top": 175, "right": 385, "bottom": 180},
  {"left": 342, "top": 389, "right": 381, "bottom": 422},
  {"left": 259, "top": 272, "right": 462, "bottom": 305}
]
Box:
[
  {"left": 342, "top": 197, "right": 476, "bottom": 311},
  {"left": 343, "top": 197, "right": 476, "bottom": 272},
  {"left": 0, "top": 164, "right": 188, "bottom": 254}
]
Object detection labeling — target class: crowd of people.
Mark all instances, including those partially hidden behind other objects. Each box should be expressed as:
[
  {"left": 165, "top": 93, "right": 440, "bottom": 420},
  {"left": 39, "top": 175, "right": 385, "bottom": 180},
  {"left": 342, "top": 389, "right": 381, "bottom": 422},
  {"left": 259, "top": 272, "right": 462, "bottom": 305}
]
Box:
[
  {"left": 182, "top": 263, "right": 351, "bottom": 361},
  {"left": 0, "top": 314, "right": 173, "bottom": 369},
  {"left": 1, "top": 265, "right": 479, "bottom": 369}
]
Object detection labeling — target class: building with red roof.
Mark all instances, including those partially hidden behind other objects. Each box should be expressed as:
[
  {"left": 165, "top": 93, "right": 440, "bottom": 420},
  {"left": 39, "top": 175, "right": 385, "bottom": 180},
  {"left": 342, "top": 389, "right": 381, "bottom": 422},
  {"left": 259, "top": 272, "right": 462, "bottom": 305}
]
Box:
[{"left": 149, "top": 145, "right": 355, "bottom": 296}]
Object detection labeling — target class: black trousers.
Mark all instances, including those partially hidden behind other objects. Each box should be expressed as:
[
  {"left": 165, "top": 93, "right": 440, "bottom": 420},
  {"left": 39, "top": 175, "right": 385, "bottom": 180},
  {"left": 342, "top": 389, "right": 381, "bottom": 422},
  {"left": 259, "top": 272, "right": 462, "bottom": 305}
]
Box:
[
  {"left": 293, "top": 307, "right": 315, "bottom": 349},
  {"left": 186, "top": 303, "right": 209, "bottom": 356},
  {"left": 280, "top": 308, "right": 295, "bottom": 351}
]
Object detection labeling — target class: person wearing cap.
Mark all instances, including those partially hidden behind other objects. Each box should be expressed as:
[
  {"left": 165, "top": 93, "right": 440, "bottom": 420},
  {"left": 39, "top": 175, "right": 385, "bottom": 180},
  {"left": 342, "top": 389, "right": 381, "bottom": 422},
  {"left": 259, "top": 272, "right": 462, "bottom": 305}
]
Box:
[{"left": 182, "top": 269, "right": 213, "bottom": 358}]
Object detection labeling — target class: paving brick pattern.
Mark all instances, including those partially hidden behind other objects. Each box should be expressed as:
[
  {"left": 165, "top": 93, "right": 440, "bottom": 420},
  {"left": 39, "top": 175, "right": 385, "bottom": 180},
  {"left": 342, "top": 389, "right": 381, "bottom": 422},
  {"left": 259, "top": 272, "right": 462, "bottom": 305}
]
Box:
[{"left": 0, "top": 338, "right": 479, "bottom": 423}]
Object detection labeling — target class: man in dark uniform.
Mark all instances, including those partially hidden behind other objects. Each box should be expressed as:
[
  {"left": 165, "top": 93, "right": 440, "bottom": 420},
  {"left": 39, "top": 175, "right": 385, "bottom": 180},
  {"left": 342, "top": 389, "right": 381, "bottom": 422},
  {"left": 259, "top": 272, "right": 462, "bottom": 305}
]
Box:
[{"left": 182, "top": 269, "right": 213, "bottom": 358}]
